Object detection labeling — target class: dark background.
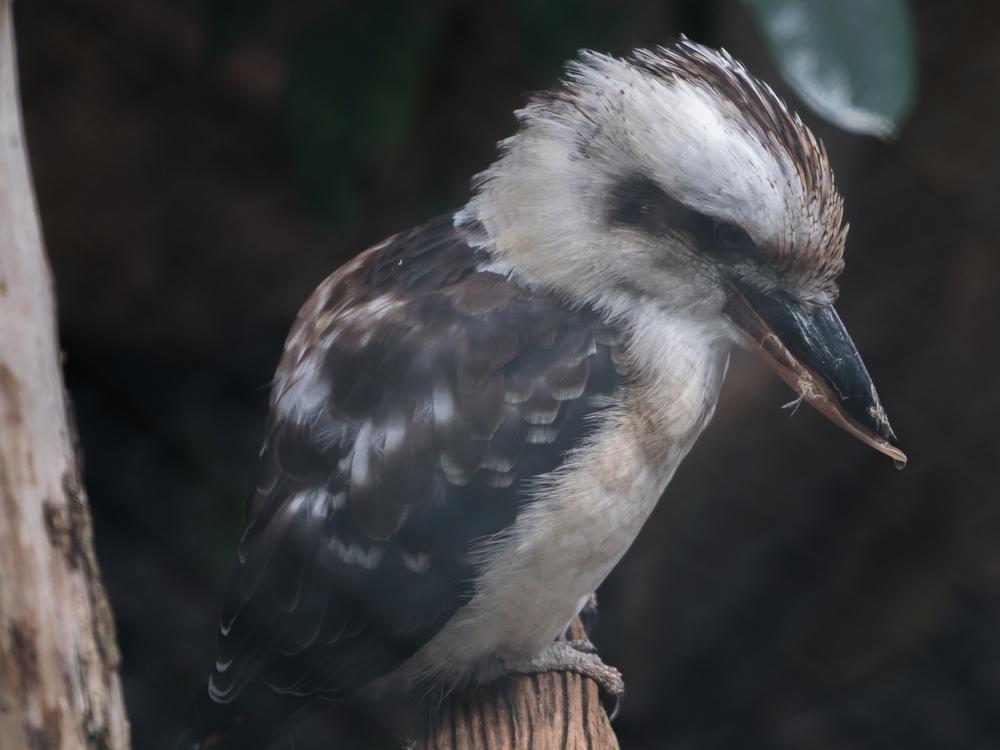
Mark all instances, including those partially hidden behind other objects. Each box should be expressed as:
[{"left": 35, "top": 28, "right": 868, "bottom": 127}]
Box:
[{"left": 13, "top": 0, "right": 1000, "bottom": 747}]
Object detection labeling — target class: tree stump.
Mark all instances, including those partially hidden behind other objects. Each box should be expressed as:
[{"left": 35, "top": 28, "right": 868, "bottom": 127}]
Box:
[
  {"left": 0, "top": 2, "right": 130, "bottom": 747},
  {"left": 409, "top": 617, "right": 620, "bottom": 750}
]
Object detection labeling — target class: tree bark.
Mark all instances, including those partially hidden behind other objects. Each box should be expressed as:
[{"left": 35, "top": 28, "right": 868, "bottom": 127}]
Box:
[
  {"left": 0, "top": 2, "right": 131, "bottom": 748},
  {"left": 408, "top": 618, "right": 620, "bottom": 750}
]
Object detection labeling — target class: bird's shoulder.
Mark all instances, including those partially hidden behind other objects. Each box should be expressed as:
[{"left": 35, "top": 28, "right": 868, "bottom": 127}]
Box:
[
  {"left": 266, "top": 213, "right": 625, "bottom": 527},
  {"left": 209, "top": 213, "right": 625, "bottom": 705}
]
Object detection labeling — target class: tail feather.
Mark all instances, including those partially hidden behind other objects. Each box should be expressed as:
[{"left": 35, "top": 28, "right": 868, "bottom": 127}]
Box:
[
  {"left": 174, "top": 687, "right": 236, "bottom": 750},
  {"left": 176, "top": 685, "right": 313, "bottom": 750}
]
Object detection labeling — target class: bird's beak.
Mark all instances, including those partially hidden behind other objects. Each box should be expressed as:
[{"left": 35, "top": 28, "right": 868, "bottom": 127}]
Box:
[{"left": 724, "top": 279, "right": 906, "bottom": 467}]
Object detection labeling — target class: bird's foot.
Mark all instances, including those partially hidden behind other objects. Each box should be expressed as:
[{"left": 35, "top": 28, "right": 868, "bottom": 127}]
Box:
[
  {"left": 502, "top": 641, "right": 625, "bottom": 720},
  {"left": 565, "top": 638, "right": 598, "bottom": 654}
]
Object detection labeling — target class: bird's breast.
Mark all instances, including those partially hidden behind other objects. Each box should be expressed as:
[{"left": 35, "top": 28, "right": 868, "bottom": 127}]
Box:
[{"left": 402, "top": 313, "right": 730, "bottom": 685}]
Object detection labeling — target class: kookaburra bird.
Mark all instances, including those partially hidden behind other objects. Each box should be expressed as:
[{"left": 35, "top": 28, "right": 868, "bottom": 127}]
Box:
[{"left": 185, "top": 39, "right": 905, "bottom": 747}]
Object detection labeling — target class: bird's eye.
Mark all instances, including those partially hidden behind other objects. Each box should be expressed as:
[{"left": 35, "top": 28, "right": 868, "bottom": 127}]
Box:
[
  {"left": 616, "top": 198, "right": 647, "bottom": 225},
  {"left": 713, "top": 222, "right": 755, "bottom": 255},
  {"left": 609, "top": 175, "right": 668, "bottom": 228}
]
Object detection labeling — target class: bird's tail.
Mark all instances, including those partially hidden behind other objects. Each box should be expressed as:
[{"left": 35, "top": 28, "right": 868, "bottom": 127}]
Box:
[
  {"left": 176, "top": 685, "right": 318, "bottom": 750},
  {"left": 174, "top": 687, "right": 239, "bottom": 750}
]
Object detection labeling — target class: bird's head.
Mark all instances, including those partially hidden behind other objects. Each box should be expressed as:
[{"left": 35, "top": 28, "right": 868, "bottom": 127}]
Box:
[{"left": 459, "top": 39, "right": 905, "bottom": 465}]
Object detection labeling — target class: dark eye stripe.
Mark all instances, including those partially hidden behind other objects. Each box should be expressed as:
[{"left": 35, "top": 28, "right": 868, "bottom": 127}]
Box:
[
  {"left": 712, "top": 222, "right": 757, "bottom": 257},
  {"left": 608, "top": 174, "right": 670, "bottom": 228},
  {"left": 608, "top": 173, "right": 757, "bottom": 260}
]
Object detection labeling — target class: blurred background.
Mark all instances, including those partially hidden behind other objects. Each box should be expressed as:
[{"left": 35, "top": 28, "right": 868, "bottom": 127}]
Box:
[{"left": 12, "top": 0, "right": 1000, "bottom": 747}]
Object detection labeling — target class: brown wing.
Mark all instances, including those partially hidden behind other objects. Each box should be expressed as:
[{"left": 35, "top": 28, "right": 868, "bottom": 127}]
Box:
[{"left": 208, "top": 215, "right": 622, "bottom": 707}]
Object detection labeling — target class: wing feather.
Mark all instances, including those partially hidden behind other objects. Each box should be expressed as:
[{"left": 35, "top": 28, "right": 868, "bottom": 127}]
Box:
[{"left": 208, "top": 214, "right": 622, "bottom": 711}]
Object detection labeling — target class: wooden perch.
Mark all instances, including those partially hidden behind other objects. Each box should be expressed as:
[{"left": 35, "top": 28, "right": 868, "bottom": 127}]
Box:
[
  {"left": 0, "top": 2, "right": 130, "bottom": 747},
  {"left": 407, "top": 617, "right": 620, "bottom": 750}
]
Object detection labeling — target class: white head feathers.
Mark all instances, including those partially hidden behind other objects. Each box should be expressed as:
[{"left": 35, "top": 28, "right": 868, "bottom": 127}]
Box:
[{"left": 458, "top": 39, "right": 847, "bottom": 315}]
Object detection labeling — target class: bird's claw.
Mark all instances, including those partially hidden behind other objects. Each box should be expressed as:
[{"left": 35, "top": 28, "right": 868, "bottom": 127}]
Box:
[
  {"left": 566, "top": 638, "right": 598, "bottom": 654},
  {"left": 603, "top": 685, "right": 625, "bottom": 722},
  {"left": 503, "top": 641, "right": 625, "bottom": 722}
]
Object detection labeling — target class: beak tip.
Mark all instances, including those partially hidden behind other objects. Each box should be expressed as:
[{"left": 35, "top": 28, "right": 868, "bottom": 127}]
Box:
[
  {"left": 866, "top": 403, "right": 907, "bottom": 468},
  {"left": 884, "top": 442, "right": 908, "bottom": 470},
  {"left": 876, "top": 428, "right": 907, "bottom": 469}
]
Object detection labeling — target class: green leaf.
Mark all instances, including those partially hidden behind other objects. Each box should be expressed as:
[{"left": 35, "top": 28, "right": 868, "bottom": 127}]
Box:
[{"left": 742, "top": 0, "right": 917, "bottom": 138}]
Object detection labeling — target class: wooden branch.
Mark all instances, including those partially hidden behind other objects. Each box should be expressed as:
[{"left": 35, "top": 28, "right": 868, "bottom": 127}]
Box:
[
  {"left": 0, "top": 2, "right": 130, "bottom": 747},
  {"left": 408, "top": 618, "right": 620, "bottom": 750}
]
